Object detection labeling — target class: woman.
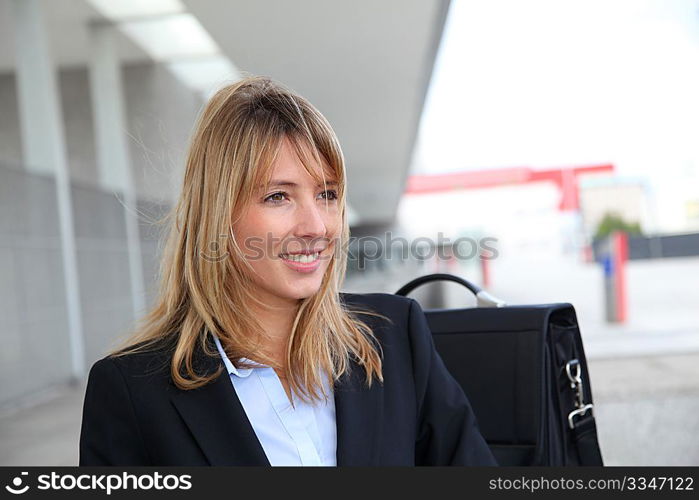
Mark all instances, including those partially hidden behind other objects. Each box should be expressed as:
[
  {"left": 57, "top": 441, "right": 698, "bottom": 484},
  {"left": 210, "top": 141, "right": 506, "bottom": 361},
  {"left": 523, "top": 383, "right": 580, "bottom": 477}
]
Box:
[{"left": 79, "top": 75, "right": 496, "bottom": 466}]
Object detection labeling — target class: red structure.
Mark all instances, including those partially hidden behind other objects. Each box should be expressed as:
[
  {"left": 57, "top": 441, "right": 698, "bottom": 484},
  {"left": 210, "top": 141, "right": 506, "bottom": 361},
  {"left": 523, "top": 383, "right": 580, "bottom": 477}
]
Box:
[
  {"left": 405, "top": 164, "right": 615, "bottom": 211},
  {"left": 612, "top": 231, "right": 628, "bottom": 323}
]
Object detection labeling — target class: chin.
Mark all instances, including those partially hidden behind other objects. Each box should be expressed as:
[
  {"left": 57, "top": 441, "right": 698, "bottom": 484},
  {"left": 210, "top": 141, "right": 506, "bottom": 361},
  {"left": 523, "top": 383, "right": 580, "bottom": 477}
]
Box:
[
  {"left": 281, "top": 279, "right": 325, "bottom": 300},
  {"left": 288, "top": 285, "right": 322, "bottom": 300}
]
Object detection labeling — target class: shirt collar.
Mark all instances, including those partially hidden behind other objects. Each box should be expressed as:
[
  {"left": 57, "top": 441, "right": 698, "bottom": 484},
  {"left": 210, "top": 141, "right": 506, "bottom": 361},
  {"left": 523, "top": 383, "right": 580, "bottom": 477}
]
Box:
[{"left": 212, "top": 333, "right": 266, "bottom": 378}]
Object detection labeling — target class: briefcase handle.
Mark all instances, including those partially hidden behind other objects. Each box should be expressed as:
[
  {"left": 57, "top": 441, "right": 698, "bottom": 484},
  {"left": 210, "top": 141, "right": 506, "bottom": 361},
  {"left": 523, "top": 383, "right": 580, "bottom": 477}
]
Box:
[{"left": 395, "top": 273, "right": 507, "bottom": 308}]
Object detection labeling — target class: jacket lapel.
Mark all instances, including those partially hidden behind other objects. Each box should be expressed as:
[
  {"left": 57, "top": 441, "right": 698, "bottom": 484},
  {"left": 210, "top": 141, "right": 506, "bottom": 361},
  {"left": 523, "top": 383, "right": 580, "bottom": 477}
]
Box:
[
  {"left": 335, "top": 292, "right": 385, "bottom": 465},
  {"left": 170, "top": 330, "right": 384, "bottom": 466},
  {"left": 170, "top": 334, "right": 270, "bottom": 465},
  {"left": 334, "top": 360, "right": 384, "bottom": 466}
]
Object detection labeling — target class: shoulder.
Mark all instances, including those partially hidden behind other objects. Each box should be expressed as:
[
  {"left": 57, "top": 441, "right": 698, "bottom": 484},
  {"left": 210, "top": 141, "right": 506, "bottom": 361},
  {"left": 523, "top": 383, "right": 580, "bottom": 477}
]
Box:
[
  {"left": 340, "top": 291, "right": 415, "bottom": 319},
  {"left": 339, "top": 291, "right": 428, "bottom": 347},
  {"left": 87, "top": 335, "right": 177, "bottom": 386}
]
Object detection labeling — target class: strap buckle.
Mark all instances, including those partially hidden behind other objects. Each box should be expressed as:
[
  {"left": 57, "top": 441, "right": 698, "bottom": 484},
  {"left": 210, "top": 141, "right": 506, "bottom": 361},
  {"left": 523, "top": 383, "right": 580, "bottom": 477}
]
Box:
[
  {"left": 565, "top": 359, "right": 594, "bottom": 429},
  {"left": 568, "top": 404, "right": 594, "bottom": 429}
]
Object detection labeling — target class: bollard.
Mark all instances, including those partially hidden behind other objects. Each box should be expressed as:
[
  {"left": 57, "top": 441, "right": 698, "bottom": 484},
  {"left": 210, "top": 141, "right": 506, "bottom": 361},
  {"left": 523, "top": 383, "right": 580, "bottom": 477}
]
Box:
[{"left": 601, "top": 231, "right": 628, "bottom": 323}]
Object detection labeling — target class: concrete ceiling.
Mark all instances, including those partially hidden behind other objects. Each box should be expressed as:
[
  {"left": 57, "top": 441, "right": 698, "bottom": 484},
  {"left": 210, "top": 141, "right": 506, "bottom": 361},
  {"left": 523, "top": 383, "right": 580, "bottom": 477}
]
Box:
[
  {"left": 183, "top": 0, "right": 450, "bottom": 226},
  {"left": 0, "top": 0, "right": 151, "bottom": 71}
]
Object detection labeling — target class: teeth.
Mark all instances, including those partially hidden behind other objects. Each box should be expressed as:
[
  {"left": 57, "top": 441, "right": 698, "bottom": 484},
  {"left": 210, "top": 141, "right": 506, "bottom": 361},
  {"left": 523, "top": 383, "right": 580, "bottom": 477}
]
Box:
[{"left": 282, "top": 252, "right": 320, "bottom": 263}]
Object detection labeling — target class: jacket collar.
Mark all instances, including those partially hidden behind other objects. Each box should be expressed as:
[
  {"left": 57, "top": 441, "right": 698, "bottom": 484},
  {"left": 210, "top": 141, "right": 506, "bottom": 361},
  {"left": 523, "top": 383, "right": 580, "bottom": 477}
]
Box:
[{"left": 170, "top": 328, "right": 384, "bottom": 466}]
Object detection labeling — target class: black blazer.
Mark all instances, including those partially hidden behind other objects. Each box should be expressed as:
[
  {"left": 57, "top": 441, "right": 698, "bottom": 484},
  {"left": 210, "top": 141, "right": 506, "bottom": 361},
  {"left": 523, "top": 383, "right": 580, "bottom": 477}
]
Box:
[{"left": 79, "top": 292, "right": 497, "bottom": 466}]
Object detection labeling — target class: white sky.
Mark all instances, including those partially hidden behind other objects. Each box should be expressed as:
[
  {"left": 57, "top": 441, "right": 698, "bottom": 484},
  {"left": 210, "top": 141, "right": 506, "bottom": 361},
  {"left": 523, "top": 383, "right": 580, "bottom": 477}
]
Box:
[{"left": 413, "top": 0, "right": 699, "bottom": 187}]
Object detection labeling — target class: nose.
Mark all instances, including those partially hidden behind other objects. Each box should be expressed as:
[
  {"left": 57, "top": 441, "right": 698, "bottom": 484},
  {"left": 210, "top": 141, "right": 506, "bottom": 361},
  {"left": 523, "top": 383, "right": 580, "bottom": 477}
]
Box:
[{"left": 294, "top": 199, "right": 328, "bottom": 239}]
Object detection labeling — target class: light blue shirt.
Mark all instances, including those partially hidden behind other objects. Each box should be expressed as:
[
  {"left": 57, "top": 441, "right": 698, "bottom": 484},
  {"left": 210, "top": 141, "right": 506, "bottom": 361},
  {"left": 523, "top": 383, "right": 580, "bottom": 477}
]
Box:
[{"left": 213, "top": 333, "right": 337, "bottom": 466}]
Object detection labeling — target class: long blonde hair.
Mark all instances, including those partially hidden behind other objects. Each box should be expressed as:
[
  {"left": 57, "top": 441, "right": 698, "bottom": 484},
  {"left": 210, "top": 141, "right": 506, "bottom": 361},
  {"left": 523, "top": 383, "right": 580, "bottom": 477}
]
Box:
[{"left": 108, "top": 75, "right": 390, "bottom": 403}]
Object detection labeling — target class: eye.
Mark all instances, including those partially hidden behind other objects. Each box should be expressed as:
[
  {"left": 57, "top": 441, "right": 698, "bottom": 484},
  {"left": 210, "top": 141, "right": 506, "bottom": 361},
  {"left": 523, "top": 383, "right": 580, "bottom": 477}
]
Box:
[
  {"left": 319, "top": 189, "right": 338, "bottom": 201},
  {"left": 264, "top": 191, "right": 288, "bottom": 204}
]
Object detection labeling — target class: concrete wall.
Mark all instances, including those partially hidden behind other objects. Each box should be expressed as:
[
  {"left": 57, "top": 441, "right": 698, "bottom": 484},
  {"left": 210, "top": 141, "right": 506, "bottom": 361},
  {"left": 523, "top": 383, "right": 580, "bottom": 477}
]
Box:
[
  {"left": 0, "top": 61, "right": 202, "bottom": 201},
  {"left": 0, "top": 61, "right": 202, "bottom": 408}
]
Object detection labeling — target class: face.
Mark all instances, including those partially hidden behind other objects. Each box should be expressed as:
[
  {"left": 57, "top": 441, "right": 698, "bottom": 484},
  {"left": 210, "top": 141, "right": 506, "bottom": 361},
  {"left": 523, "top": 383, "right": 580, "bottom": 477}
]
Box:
[{"left": 232, "top": 137, "right": 341, "bottom": 308}]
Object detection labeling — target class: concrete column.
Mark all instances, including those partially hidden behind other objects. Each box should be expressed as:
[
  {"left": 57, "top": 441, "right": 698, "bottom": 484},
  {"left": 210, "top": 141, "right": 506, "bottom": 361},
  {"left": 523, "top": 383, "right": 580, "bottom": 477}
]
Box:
[
  {"left": 11, "top": 0, "right": 86, "bottom": 379},
  {"left": 88, "top": 22, "right": 147, "bottom": 319}
]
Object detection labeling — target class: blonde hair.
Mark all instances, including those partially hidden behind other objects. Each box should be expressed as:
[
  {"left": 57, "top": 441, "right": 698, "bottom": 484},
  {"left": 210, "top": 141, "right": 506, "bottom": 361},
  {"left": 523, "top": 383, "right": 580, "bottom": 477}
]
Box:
[{"left": 108, "top": 75, "right": 390, "bottom": 403}]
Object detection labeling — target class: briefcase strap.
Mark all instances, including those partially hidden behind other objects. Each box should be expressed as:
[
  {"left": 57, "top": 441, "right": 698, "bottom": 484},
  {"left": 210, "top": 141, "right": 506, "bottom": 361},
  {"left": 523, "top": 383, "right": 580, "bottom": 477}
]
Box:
[
  {"left": 565, "top": 359, "right": 604, "bottom": 465},
  {"left": 572, "top": 414, "right": 604, "bottom": 465}
]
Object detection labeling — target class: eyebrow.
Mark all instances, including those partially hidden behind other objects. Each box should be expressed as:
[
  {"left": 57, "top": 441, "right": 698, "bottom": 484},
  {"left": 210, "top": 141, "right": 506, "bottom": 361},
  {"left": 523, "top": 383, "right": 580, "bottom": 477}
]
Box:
[{"left": 262, "top": 180, "right": 339, "bottom": 188}]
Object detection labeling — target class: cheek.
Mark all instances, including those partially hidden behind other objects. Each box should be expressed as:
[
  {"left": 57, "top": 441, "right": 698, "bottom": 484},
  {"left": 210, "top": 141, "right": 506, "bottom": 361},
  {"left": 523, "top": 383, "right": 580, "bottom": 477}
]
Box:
[
  {"left": 232, "top": 213, "right": 272, "bottom": 258},
  {"left": 236, "top": 209, "right": 283, "bottom": 239},
  {"left": 326, "top": 213, "right": 342, "bottom": 238}
]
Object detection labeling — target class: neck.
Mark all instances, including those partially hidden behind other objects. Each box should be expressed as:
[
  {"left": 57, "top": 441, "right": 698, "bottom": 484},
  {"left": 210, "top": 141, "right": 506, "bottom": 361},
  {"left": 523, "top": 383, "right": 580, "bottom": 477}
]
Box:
[{"left": 249, "top": 294, "right": 300, "bottom": 366}]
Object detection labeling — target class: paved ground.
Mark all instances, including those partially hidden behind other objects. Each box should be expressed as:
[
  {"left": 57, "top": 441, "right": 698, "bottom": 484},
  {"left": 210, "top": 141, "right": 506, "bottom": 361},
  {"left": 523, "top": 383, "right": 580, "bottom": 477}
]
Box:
[
  {"left": 588, "top": 353, "right": 699, "bottom": 466},
  {"left": 0, "top": 381, "right": 83, "bottom": 466}
]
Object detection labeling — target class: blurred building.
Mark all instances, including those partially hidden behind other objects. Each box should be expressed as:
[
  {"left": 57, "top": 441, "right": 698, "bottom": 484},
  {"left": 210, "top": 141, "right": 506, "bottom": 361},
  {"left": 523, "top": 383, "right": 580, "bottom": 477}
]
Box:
[{"left": 579, "top": 178, "right": 649, "bottom": 237}]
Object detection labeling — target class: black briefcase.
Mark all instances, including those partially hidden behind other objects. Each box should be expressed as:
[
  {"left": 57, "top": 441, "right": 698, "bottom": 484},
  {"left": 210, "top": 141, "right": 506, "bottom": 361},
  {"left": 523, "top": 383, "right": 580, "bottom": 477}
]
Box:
[{"left": 396, "top": 273, "right": 604, "bottom": 466}]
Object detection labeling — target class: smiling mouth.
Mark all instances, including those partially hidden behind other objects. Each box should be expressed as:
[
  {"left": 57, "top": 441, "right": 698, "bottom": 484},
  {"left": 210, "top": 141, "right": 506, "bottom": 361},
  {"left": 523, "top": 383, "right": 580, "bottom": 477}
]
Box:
[{"left": 279, "top": 252, "right": 321, "bottom": 263}]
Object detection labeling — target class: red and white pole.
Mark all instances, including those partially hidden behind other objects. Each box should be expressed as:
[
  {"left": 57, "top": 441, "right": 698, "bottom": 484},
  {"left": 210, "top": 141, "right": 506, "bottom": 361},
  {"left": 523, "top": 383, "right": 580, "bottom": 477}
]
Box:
[{"left": 612, "top": 231, "right": 628, "bottom": 323}]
